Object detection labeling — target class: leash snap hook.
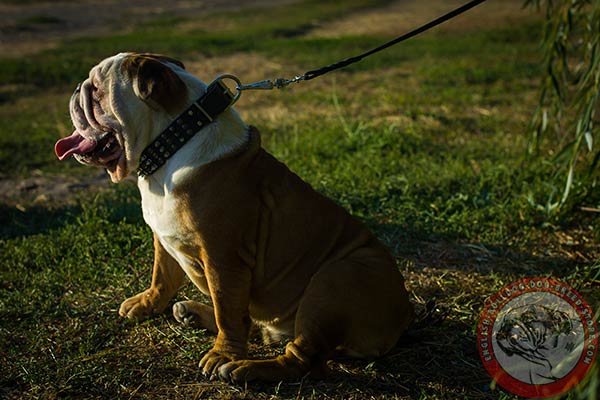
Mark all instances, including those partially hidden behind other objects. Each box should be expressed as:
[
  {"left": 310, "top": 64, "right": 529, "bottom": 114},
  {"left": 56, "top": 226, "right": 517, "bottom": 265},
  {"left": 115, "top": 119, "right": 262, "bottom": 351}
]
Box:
[
  {"left": 238, "top": 79, "right": 276, "bottom": 91},
  {"left": 236, "top": 76, "right": 306, "bottom": 92}
]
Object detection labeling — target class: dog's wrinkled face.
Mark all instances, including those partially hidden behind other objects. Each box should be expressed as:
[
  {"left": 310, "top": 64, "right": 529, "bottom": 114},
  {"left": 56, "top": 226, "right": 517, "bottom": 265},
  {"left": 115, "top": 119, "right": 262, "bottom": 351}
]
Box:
[{"left": 55, "top": 52, "right": 190, "bottom": 182}]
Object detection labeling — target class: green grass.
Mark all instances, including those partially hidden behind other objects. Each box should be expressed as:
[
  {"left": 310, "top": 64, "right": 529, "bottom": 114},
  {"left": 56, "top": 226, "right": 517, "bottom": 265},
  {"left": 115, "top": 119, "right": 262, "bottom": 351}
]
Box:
[
  {"left": 1, "top": 1, "right": 599, "bottom": 399},
  {"left": 0, "top": 0, "right": 390, "bottom": 89}
]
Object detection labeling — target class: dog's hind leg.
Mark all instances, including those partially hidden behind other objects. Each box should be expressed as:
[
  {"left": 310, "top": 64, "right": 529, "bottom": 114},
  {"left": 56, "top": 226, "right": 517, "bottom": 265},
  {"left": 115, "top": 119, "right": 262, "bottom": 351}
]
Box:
[
  {"left": 218, "top": 251, "right": 413, "bottom": 383},
  {"left": 173, "top": 301, "right": 218, "bottom": 333},
  {"left": 215, "top": 268, "right": 339, "bottom": 382}
]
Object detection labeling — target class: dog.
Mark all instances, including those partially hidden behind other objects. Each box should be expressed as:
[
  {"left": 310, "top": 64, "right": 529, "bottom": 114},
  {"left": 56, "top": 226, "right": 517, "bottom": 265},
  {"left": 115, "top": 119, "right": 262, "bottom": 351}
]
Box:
[{"left": 55, "top": 52, "right": 414, "bottom": 382}]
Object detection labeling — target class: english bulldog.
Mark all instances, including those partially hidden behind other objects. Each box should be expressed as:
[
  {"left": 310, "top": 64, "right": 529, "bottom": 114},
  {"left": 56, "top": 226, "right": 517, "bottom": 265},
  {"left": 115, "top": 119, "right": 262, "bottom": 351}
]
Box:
[{"left": 55, "top": 52, "right": 414, "bottom": 382}]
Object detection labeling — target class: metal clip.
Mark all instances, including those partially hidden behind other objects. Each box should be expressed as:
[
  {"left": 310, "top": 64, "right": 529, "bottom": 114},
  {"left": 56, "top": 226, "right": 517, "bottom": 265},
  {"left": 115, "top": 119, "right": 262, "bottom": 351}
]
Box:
[
  {"left": 209, "top": 74, "right": 306, "bottom": 106},
  {"left": 237, "top": 80, "right": 275, "bottom": 91},
  {"left": 237, "top": 75, "right": 305, "bottom": 91}
]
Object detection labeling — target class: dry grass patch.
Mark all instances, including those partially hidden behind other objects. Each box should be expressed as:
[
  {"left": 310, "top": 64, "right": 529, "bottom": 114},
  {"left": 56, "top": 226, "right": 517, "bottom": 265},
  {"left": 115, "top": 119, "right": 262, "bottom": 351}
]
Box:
[{"left": 308, "top": 0, "right": 540, "bottom": 39}]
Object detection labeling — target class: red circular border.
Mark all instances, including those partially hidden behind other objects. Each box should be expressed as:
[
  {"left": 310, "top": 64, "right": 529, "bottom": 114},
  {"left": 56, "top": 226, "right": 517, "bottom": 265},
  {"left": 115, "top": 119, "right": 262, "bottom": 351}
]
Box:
[{"left": 477, "top": 277, "right": 598, "bottom": 398}]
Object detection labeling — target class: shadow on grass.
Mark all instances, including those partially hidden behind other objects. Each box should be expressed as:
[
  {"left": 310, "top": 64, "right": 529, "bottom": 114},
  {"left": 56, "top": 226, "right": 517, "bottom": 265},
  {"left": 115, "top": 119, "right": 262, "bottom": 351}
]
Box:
[
  {"left": 0, "top": 181, "right": 143, "bottom": 241},
  {"left": 0, "top": 203, "right": 80, "bottom": 240},
  {"left": 1, "top": 200, "right": 594, "bottom": 399},
  {"left": 146, "top": 226, "right": 591, "bottom": 399},
  {"left": 372, "top": 222, "right": 592, "bottom": 278},
  {"left": 136, "top": 318, "right": 494, "bottom": 399}
]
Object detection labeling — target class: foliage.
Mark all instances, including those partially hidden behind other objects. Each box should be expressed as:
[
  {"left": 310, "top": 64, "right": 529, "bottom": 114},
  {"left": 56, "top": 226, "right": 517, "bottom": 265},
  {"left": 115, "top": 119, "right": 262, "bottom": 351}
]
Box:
[{"left": 525, "top": 0, "right": 600, "bottom": 210}]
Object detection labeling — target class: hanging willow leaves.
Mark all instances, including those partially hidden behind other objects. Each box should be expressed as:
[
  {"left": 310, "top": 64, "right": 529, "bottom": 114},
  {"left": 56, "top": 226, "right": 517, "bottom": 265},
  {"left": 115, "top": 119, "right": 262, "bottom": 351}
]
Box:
[{"left": 525, "top": 0, "right": 600, "bottom": 209}]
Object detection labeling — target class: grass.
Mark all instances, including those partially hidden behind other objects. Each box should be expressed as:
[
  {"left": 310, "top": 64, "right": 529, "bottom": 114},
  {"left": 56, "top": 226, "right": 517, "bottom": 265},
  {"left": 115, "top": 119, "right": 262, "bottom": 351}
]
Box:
[{"left": 1, "top": 0, "right": 599, "bottom": 399}]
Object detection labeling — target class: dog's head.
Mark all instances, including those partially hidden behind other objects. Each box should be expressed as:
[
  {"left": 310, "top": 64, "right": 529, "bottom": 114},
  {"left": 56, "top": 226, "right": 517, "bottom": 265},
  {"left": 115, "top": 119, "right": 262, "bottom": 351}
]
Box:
[{"left": 55, "top": 52, "right": 204, "bottom": 182}]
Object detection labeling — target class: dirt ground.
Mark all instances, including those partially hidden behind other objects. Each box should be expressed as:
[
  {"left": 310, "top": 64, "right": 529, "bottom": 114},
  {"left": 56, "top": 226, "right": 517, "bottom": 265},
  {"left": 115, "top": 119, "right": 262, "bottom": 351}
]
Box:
[{"left": 0, "top": 0, "right": 298, "bottom": 57}]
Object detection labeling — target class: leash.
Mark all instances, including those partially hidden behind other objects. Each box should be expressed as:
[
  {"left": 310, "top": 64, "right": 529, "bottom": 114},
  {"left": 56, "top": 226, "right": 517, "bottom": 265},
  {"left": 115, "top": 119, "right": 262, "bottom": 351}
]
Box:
[
  {"left": 137, "top": 0, "right": 488, "bottom": 177},
  {"left": 212, "top": 0, "right": 488, "bottom": 104}
]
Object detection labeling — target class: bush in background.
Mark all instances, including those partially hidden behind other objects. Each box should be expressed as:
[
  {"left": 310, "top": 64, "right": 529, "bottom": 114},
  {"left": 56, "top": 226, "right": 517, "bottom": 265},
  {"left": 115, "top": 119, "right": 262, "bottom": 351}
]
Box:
[{"left": 526, "top": 0, "right": 600, "bottom": 213}]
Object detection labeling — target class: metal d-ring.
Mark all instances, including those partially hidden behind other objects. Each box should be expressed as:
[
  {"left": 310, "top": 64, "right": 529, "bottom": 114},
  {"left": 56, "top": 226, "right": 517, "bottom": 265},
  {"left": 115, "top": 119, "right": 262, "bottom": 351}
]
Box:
[{"left": 210, "top": 74, "right": 243, "bottom": 106}]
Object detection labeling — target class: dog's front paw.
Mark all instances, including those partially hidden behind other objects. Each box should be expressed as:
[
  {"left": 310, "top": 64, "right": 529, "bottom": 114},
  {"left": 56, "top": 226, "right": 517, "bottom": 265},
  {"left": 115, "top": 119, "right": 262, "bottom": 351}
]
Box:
[
  {"left": 118, "top": 289, "right": 166, "bottom": 320},
  {"left": 173, "top": 301, "right": 198, "bottom": 325},
  {"left": 172, "top": 301, "right": 217, "bottom": 332},
  {"left": 218, "top": 359, "right": 258, "bottom": 383},
  {"left": 199, "top": 348, "right": 243, "bottom": 380},
  {"left": 217, "top": 358, "right": 310, "bottom": 383}
]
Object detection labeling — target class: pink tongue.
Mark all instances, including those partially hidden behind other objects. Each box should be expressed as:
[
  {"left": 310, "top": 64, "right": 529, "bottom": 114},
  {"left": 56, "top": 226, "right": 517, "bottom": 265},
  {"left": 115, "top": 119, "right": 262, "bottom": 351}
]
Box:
[{"left": 55, "top": 131, "right": 97, "bottom": 160}]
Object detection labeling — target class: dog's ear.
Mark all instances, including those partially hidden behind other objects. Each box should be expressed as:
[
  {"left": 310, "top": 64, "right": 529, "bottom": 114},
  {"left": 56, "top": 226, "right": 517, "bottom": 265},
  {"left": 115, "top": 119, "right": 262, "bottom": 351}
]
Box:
[{"left": 122, "top": 53, "right": 188, "bottom": 114}]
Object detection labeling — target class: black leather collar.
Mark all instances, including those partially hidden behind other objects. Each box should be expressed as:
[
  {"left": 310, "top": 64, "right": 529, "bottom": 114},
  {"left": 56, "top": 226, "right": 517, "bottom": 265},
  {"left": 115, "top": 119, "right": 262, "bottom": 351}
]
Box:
[{"left": 136, "top": 79, "right": 236, "bottom": 177}]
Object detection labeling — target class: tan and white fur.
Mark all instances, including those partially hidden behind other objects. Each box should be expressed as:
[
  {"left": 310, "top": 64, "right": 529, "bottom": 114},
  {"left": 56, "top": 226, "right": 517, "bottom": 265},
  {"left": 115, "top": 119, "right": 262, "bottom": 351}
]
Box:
[{"left": 55, "top": 52, "right": 415, "bottom": 383}]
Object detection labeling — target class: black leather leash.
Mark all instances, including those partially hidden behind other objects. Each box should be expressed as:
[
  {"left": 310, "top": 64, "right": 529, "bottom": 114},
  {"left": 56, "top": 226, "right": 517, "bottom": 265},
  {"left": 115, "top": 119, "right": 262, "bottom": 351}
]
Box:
[
  {"left": 230, "top": 0, "right": 488, "bottom": 94},
  {"left": 303, "top": 0, "right": 488, "bottom": 81},
  {"left": 137, "top": 0, "right": 488, "bottom": 177}
]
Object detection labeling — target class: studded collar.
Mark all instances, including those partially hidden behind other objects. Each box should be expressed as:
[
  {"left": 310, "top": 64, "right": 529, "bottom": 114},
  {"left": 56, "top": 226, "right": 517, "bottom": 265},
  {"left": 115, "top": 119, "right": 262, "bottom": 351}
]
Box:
[{"left": 136, "top": 79, "right": 236, "bottom": 177}]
